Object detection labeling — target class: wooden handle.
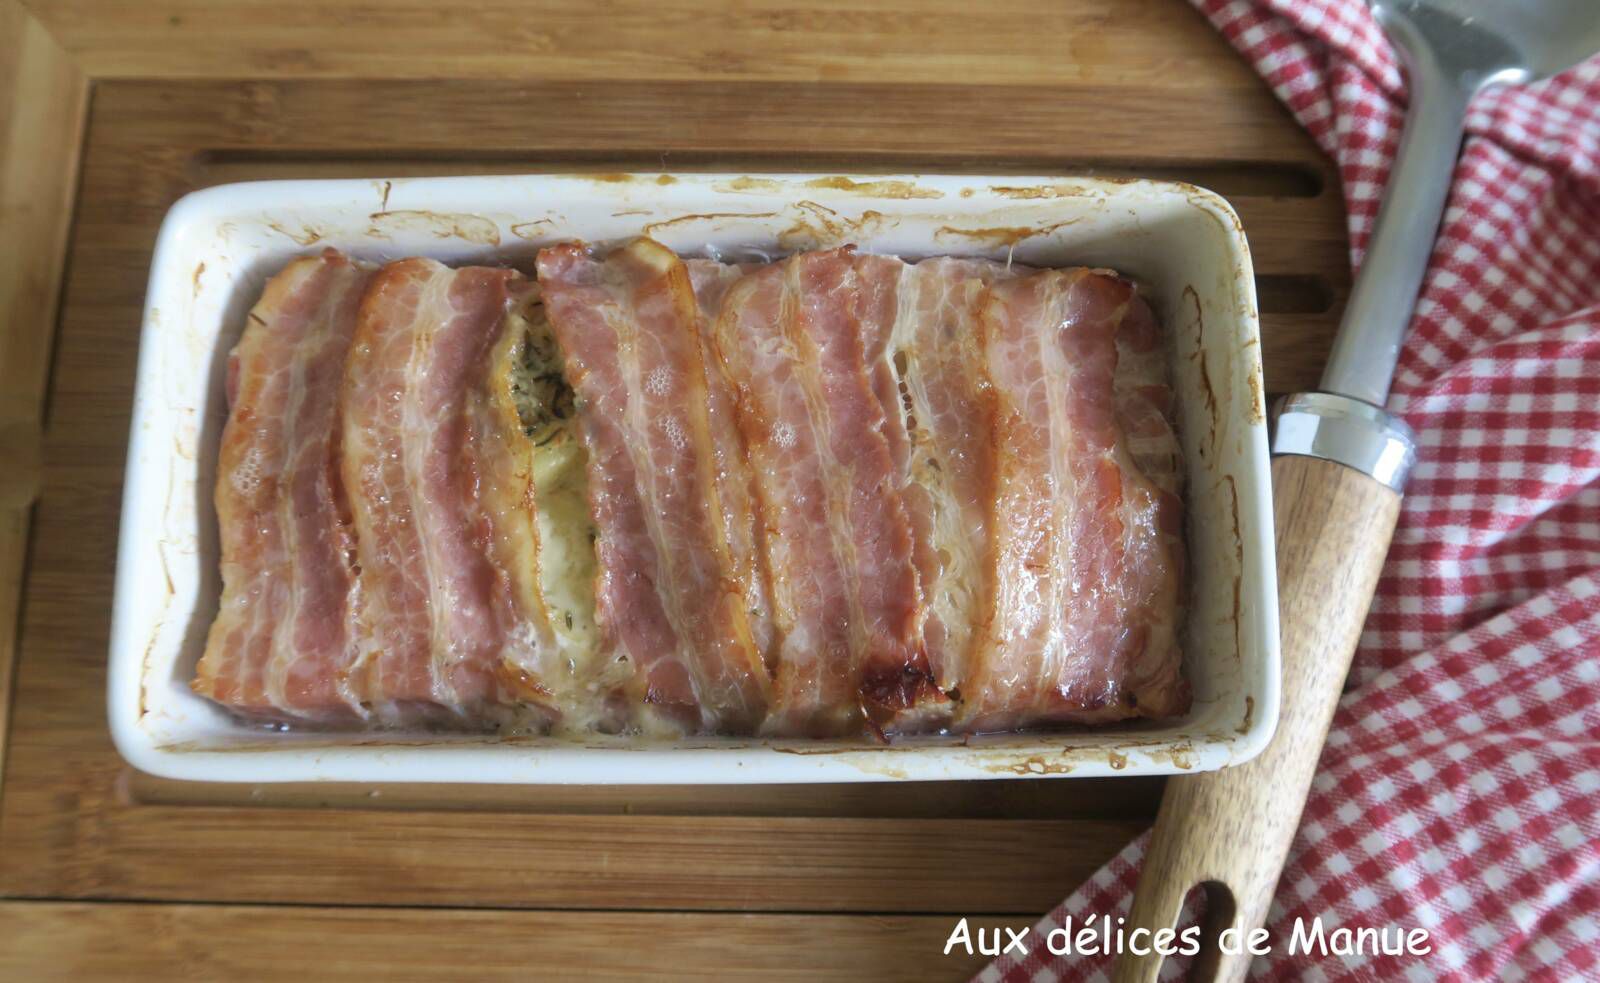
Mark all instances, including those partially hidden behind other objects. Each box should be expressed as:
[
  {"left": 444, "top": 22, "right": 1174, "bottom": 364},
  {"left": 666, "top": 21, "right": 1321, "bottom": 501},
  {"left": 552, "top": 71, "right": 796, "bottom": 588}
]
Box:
[{"left": 1112, "top": 455, "right": 1402, "bottom": 983}]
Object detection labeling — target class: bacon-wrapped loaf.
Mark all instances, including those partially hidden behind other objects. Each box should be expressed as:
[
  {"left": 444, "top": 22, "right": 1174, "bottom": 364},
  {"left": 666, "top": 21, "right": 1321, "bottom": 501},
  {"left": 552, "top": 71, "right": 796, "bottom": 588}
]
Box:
[{"left": 196, "top": 240, "right": 1188, "bottom": 736}]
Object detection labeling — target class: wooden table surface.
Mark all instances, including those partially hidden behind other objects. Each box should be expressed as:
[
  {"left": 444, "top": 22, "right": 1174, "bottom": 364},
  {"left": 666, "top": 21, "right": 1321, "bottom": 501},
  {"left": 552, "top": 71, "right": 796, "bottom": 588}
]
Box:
[{"left": 0, "top": 1, "right": 1347, "bottom": 978}]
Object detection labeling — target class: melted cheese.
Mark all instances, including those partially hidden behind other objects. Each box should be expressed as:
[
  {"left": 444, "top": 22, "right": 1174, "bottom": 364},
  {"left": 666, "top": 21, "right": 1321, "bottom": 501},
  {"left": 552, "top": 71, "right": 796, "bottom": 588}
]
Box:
[{"left": 504, "top": 294, "right": 630, "bottom": 731}]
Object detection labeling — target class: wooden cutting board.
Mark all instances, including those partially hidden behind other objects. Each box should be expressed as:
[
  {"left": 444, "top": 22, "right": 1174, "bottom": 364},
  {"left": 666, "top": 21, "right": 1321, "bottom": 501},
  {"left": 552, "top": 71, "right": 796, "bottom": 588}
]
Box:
[{"left": 0, "top": 1, "right": 1347, "bottom": 978}]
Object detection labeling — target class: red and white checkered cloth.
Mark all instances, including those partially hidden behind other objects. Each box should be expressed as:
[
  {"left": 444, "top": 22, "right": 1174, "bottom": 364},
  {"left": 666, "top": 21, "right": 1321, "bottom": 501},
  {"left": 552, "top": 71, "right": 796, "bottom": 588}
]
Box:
[{"left": 980, "top": 1, "right": 1600, "bottom": 980}]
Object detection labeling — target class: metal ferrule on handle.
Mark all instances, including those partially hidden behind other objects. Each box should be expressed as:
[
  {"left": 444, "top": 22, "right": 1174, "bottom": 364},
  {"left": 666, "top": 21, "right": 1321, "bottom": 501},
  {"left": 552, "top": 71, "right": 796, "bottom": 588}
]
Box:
[{"left": 1272, "top": 393, "right": 1416, "bottom": 492}]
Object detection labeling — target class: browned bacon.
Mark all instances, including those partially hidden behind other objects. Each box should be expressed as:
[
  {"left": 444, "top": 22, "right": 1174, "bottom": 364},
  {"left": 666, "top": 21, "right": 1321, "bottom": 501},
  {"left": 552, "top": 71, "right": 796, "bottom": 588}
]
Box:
[
  {"left": 1108, "top": 290, "right": 1187, "bottom": 716},
  {"left": 195, "top": 250, "right": 370, "bottom": 721},
  {"left": 870, "top": 257, "right": 1027, "bottom": 695},
  {"left": 712, "top": 248, "right": 947, "bottom": 736},
  {"left": 198, "top": 242, "right": 1187, "bottom": 738},
  {"left": 850, "top": 256, "right": 940, "bottom": 683},
  {"left": 538, "top": 241, "right": 770, "bottom": 733},
  {"left": 340, "top": 259, "right": 560, "bottom": 721},
  {"left": 958, "top": 268, "right": 1187, "bottom": 730},
  {"left": 686, "top": 259, "right": 778, "bottom": 676}
]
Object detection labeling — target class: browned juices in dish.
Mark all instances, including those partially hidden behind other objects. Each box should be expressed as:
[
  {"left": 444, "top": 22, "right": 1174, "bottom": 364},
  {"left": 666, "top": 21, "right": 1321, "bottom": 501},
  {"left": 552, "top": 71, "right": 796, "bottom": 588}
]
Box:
[{"left": 196, "top": 237, "right": 1188, "bottom": 738}]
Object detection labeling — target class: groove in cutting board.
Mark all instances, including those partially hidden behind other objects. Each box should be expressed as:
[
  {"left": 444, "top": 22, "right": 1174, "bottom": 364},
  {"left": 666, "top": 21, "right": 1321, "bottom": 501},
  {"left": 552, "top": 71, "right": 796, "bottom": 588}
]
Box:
[
  {"left": 126, "top": 770, "right": 1167, "bottom": 819},
  {"left": 94, "top": 78, "right": 1335, "bottom": 165}
]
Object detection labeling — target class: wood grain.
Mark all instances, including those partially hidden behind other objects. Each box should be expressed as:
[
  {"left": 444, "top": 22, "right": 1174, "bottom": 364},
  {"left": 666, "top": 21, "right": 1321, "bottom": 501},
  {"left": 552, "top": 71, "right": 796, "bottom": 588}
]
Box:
[
  {"left": 0, "top": 0, "right": 87, "bottom": 792},
  {"left": 0, "top": 3, "right": 1352, "bottom": 974},
  {"left": 4, "top": 71, "right": 1345, "bottom": 911},
  {"left": 0, "top": 901, "right": 1024, "bottom": 981},
  {"left": 94, "top": 76, "right": 1327, "bottom": 164},
  {"left": 1, "top": 799, "right": 1143, "bottom": 912},
  {"left": 1114, "top": 457, "right": 1403, "bottom": 983},
  {"left": 21, "top": 0, "right": 1259, "bottom": 87},
  {"left": 78, "top": 78, "right": 1347, "bottom": 393}
]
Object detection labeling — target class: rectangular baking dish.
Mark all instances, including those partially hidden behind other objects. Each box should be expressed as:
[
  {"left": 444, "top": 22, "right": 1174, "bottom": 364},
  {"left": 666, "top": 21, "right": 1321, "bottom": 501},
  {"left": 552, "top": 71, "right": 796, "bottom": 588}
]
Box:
[{"left": 108, "top": 172, "right": 1279, "bottom": 783}]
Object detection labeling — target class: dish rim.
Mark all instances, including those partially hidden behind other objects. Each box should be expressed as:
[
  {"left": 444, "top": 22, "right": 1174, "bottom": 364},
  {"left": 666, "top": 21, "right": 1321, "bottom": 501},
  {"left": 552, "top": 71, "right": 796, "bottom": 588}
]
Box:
[{"left": 107, "top": 171, "right": 1281, "bottom": 784}]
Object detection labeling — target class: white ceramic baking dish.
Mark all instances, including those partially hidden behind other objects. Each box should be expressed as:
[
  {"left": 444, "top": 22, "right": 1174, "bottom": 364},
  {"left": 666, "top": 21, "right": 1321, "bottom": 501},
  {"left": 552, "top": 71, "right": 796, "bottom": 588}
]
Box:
[{"left": 108, "top": 172, "right": 1278, "bottom": 784}]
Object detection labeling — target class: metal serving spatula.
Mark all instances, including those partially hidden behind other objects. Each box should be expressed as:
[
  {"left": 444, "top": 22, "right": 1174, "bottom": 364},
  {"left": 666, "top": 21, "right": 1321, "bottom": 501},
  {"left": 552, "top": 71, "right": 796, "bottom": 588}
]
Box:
[{"left": 1114, "top": 3, "right": 1600, "bottom": 981}]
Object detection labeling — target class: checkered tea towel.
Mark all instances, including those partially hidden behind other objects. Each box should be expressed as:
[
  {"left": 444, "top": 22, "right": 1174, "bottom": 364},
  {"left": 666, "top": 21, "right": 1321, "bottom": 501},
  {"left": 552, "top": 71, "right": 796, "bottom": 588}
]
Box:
[{"left": 979, "top": 1, "right": 1600, "bottom": 979}]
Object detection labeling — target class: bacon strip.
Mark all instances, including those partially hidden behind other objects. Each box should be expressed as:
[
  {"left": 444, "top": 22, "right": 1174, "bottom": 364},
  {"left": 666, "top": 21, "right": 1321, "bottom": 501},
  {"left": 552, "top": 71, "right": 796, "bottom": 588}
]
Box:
[
  {"left": 871, "top": 257, "right": 1026, "bottom": 694},
  {"left": 959, "top": 268, "right": 1187, "bottom": 730},
  {"left": 713, "top": 248, "right": 947, "bottom": 735},
  {"left": 341, "top": 259, "right": 558, "bottom": 720},
  {"left": 1109, "top": 291, "right": 1188, "bottom": 716},
  {"left": 538, "top": 240, "right": 770, "bottom": 733},
  {"left": 195, "top": 249, "right": 370, "bottom": 721},
  {"left": 686, "top": 259, "right": 778, "bottom": 675},
  {"left": 850, "top": 256, "right": 940, "bottom": 679}
]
